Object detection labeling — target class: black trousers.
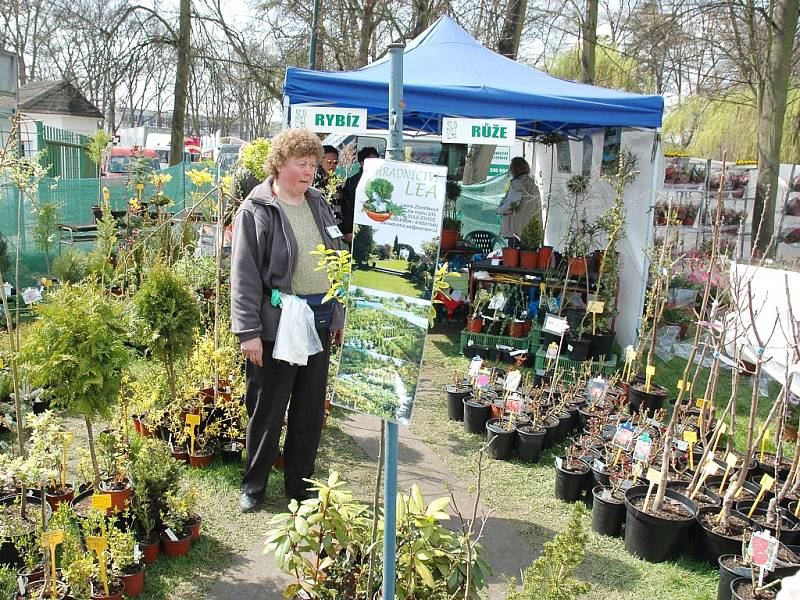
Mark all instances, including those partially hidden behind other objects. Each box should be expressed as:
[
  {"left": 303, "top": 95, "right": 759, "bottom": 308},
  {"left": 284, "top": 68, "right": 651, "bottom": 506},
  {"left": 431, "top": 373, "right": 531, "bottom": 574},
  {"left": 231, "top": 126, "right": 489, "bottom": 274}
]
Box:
[{"left": 242, "top": 331, "right": 331, "bottom": 499}]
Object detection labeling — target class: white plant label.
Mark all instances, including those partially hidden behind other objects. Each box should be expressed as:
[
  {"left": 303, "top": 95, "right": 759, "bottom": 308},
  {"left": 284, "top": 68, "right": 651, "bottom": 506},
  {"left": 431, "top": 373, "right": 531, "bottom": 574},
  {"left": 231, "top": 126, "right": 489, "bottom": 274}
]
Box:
[
  {"left": 543, "top": 314, "right": 569, "bottom": 335},
  {"left": 504, "top": 371, "right": 522, "bottom": 392},
  {"left": 164, "top": 528, "right": 179, "bottom": 542}
]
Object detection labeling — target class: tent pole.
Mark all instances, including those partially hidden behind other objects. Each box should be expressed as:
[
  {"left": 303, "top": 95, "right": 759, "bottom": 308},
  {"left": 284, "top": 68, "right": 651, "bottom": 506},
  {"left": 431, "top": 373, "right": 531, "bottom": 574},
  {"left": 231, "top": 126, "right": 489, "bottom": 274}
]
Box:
[
  {"left": 382, "top": 41, "right": 405, "bottom": 600},
  {"left": 281, "top": 95, "right": 290, "bottom": 132},
  {"left": 637, "top": 129, "right": 661, "bottom": 346}
]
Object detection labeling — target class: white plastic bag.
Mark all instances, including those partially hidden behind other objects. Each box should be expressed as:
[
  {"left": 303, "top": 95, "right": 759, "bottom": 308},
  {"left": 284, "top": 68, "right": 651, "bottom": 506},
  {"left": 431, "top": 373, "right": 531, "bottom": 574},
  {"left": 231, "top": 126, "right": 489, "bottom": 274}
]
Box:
[{"left": 272, "top": 293, "right": 323, "bottom": 366}]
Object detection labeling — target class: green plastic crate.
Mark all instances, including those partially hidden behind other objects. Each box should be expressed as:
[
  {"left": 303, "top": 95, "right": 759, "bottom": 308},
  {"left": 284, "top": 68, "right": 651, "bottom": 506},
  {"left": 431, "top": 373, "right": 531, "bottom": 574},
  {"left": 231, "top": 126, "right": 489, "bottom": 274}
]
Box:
[
  {"left": 527, "top": 322, "right": 541, "bottom": 351},
  {"left": 459, "top": 329, "right": 529, "bottom": 354},
  {"left": 533, "top": 345, "right": 618, "bottom": 382}
]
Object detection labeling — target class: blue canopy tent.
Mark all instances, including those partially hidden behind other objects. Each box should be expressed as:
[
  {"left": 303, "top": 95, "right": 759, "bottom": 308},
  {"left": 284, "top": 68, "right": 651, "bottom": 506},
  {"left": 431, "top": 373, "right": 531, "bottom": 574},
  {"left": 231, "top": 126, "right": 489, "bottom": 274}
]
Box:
[{"left": 283, "top": 15, "right": 664, "bottom": 135}]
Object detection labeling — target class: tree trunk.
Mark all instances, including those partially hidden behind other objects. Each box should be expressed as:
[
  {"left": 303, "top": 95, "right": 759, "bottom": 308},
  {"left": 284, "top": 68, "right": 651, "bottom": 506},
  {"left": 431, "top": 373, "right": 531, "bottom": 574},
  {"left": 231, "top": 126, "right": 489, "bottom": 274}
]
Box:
[
  {"left": 410, "top": 0, "right": 431, "bottom": 38},
  {"left": 580, "top": 0, "right": 599, "bottom": 84},
  {"left": 85, "top": 415, "right": 101, "bottom": 488},
  {"left": 357, "top": 0, "right": 377, "bottom": 67},
  {"left": 169, "top": 0, "right": 191, "bottom": 167},
  {"left": 497, "top": 0, "right": 528, "bottom": 59},
  {"left": 752, "top": 0, "right": 799, "bottom": 256}
]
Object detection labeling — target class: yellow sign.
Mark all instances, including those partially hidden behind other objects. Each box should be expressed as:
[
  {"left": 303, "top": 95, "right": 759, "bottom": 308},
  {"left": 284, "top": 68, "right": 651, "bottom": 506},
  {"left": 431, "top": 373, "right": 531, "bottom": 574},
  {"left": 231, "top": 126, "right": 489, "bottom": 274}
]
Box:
[
  {"left": 587, "top": 301, "right": 604, "bottom": 314},
  {"left": 760, "top": 474, "right": 775, "bottom": 490},
  {"left": 91, "top": 494, "right": 112, "bottom": 510},
  {"left": 646, "top": 468, "right": 661, "bottom": 484},
  {"left": 86, "top": 536, "right": 110, "bottom": 596},
  {"left": 683, "top": 431, "right": 698, "bottom": 444},
  {"left": 185, "top": 413, "right": 201, "bottom": 426},
  {"left": 677, "top": 380, "right": 686, "bottom": 390},
  {"left": 696, "top": 398, "right": 705, "bottom": 408},
  {"left": 42, "top": 529, "right": 64, "bottom": 546},
  {"left": 645, "top": 365, "right": 656, "bottom": 376}
]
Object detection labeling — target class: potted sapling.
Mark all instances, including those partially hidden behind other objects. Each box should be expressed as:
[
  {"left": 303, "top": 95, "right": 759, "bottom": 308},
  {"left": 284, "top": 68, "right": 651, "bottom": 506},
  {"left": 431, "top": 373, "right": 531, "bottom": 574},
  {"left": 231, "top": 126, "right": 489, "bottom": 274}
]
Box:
[
  {"left": 107, "top": 517, "right": 145, "bottom": 598},
  {"left": 468, "top": 289, "right": 490, "bottom": 333},
  {"left": 188, "top": 420, "right": 218, "bottom": 468},
  {"left": 554, "top": 444, "right": 590, "bottom": 503},
  {"left": 96, "top": 430, "right": 132, "bottom": 514},
  {"left": 515, "top": 401, "right": 546, "bottom": 463},
  {"left": 445, "top": 371, "right": 471, "bottom": 422},
  {"left": 160, "top": 489, "right": 196, "bottom": 557},
  {"left": 463, "top": 368, "right": 492, "bottom": 435},
  {"left": 20, "top": 284, "right": 131, "bottom": 492},
  {"left": 518, "top": 216, "right": 543, "bottom": 269},
  {"left": 486, "top": 371, "right": 523, "bottom": 460},
  {"left": 591, "top": 466, "right": 631, "bottom": 538}
]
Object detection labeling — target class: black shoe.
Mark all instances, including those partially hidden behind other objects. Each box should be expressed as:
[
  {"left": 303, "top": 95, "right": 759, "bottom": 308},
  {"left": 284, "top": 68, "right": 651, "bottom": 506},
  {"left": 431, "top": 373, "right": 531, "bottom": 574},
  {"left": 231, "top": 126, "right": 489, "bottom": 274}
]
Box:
[{"left": 239, "top": 492, "right": 260, "bottom": 513}]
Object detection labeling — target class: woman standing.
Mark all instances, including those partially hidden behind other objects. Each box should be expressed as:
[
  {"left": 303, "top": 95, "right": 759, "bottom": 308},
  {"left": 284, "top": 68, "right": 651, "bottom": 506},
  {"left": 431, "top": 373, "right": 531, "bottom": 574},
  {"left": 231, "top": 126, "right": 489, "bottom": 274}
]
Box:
[
  {"left": 230, "top": 129, "right": 345, "bottom": 512},
  {"left": 496, "top": 156, "right": 543, "bottom": 243}
]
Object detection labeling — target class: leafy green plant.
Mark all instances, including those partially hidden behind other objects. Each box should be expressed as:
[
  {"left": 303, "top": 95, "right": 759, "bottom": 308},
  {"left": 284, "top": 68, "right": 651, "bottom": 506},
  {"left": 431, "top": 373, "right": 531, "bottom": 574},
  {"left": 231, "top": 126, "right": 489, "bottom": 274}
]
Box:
[
  {"left": 87, "top": 129, "right": 111, "bottom": 166},
  {"left": 239, "top": 138, "right": 271, "bottom": 181},
  {"left": 0, "top": 564, "right": 17, "bottom": 598},
  {"left": 364, "top": 178, "right": 405, "bottom": 217},
  {"left": 52, "top": 249, "right": 88, "bottom": 284},
  {"left": 107, "top": 516, "right": 139, "bottom": 574},
  {"left": 133, "top": 263, "right": 201, "bottom": 402},
  {"left": 506, "top": 503, "right": 590, "bottom": 600},
  {"left": 20, "top": 284, "right": 130, "bottom": 485},
  {"left": 127, "top": 435, "right": 183, "bottom": 539},
  {"left": 519, "top": 215, "right": 543, "bottom": 250},
  {"left": 311, "top": 245, "right": 352, "bottom": 305},
  {"left": 161, "top": 486, "right": 199, "bottom": 534},
  {"left": 264, "top": 472, "right": 489, "bottom": 600}
]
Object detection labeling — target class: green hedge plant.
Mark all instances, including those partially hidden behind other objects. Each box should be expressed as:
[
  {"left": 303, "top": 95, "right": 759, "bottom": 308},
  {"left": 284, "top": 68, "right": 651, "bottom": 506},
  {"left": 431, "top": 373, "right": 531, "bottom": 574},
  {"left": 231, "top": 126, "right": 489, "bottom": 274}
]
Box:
[
  {"left": 20, "top": 284, "right": 131, "bottom": 486},
  {"left": 133, "top": 263, "right": 200, "bottom": 403}
]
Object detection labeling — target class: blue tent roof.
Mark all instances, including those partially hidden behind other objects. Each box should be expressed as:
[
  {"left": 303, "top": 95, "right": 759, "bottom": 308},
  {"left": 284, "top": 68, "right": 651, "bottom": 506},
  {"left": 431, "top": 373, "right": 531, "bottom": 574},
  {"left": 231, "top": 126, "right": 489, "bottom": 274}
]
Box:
[{"left": 283, "top": 16, "right": 664, "bottom": 136}]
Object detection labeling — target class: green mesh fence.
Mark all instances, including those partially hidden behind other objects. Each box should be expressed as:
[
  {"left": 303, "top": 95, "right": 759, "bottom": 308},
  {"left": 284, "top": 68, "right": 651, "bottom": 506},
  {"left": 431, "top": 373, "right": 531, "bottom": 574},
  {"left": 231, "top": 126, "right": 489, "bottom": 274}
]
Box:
[
  {"left": 0, "top": 162, "right": 218, "bottom": 282},
  {"left": 459, "top": 172, "right": 509, "bottom": 237}
]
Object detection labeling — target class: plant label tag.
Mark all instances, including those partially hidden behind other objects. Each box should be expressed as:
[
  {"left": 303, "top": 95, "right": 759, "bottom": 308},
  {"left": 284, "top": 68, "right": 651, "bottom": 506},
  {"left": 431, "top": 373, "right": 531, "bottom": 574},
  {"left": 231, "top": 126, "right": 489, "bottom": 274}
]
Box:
[
  {"left": 696, "top": 398, "right": 705, "bottom": 408},
  {"left": 625, "top": 345, "right": 636, "bottom": 363},
  {"left": 41, "top": 529, "right": 64, "bottom": 546},
  {"left": 547, "top": 297, "right": 558, "bottom": 312},
  {"left": 567, "top": 344, "right": 574, "bottom": 352},
  {"left": 325, "top": 225, "right": 343, "bottom": 238},
  {"left": 539, "top": 283, "right": 546, "bottom": 294},
  {"left": 92, "top": 494, "right": 112, "bottom": 510},
  {"left": 488, "top": 293, "right": 507, "bottom": 310},
  {"left": 0, "top": 358, "right": 4, "bottom": 369},
  {"left": 760, "top": 474, "right": 775, "bottom": 491},
  {"left": 185, "top": 413, "right": 201, "bottom": 427},
  {"left": 620, "top": 479, "right": 633, "bottom": 491},
  {"left": 17, "top": 576, "right": 25, "bottom": 595},
  {"left": 726, "top": 453, "right": 738, "bottom": 467},
  {"left": 507, "top": 398, "right": 522, "bottom": 413},
  {"left": 613, "top": 425, "right": 634, "bottom": 450},
  {"left": 164, "top": 528, "right": 180, "bottom": 542},
  {"left": 673, "top": 439, "right": 689, "bottom": 451},
  {"left": 546, "top": 342, "right": 559, "bottom": 359},
  {"left": 134, "top": 544, "right": 142, "bottom": 564},
  {"left": 510, "top": 349, "right": 526, "bottom": 356},
  {"left": 504, "top": 371, "right": 522, "bottom": 392},
  {"left": 633, "top": 437, "right": 652, "bottom": 463},
  {"left": 748, "top": 531, "right": 778, "bottom": 570},
  {"left": 554, "top": 457, "right": 563, "bottom": 469},
  {"left": 587, "top": 300, "right": 604, "bottom": 314},
  {"left": 646, "top": 468, "right": 661, "bottom": 484},
  {"left": 718, "top": 423, "right": 727, "bottom": 435},
  {"left": 683, "top": 431, "right": 698, "bottom": 444},
  {"left": 677, "top": 379, "right": 687, "bottom": 390},
  {"left": 468, "top": 356, "right": 482, "bottom": 377},
  {"left": 704, "top": 461, "right": 720, "bottom": 476},
  {"left": 476, "top": 373, "right": 490, "bottom": 388},
  {"left": 543, "top": 314, "right": 569, "bottom": 335},
  {"left": 585, "top": 377, "right": 608, "bottom": 404},
  {"left": 645, "top": 364, "right": 656, "bottom": 377},
  {"left": 86, "top": 536, "right": 108, "bottom": 552}
]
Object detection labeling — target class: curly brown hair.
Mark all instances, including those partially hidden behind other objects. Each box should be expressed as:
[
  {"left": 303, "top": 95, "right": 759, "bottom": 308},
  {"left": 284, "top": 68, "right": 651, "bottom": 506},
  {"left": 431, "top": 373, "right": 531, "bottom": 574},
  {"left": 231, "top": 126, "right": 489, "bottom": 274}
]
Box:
[{"left": 265, "top": 129, "right": 324, "bottom": 179}]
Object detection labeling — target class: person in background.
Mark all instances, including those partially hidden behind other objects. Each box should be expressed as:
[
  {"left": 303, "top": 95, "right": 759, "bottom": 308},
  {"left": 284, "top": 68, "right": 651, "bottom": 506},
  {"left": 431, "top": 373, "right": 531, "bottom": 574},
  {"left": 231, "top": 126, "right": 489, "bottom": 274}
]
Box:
[
  {"left": 230, "top": 128, "right": 345, "bottom": 513},
  {"left": 340, "top": 146, "right": 380, "bottom": 245},
  {"left": 496, "top": 156, "right": 543, "bottom": 242},
  {"left": 314, "top": 145, "right": 339, "bottom": 188}
]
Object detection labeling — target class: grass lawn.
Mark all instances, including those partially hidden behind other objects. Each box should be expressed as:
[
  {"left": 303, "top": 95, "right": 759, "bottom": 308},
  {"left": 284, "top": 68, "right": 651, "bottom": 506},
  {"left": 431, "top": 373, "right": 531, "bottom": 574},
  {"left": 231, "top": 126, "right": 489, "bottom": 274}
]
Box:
[
  {"left": 352, "top": 268, "right": 420, "bottom": 297},
  {"left": 407, "top": 326, "right": 788, "bottom": 600},
  {"left": 376, "top": 259, "right": 409, "bottom": 272}
]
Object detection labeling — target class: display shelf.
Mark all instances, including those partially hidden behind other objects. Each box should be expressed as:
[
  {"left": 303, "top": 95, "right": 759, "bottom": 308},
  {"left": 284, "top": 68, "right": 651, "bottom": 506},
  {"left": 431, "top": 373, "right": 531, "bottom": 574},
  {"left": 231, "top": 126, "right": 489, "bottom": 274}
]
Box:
[
  {"left": 533, "top": 346, "right": 617, "bottom": 382},
  {"left": 459, "top": 322, "right": 541, "bottom": 355}
]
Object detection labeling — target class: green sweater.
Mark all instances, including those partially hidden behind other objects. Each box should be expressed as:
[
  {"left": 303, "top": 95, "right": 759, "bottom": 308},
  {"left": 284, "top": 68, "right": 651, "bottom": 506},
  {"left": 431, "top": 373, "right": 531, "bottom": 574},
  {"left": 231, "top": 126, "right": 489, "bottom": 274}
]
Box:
[{"left": 278, "top": 198, "right": 330, "bottom": 295}]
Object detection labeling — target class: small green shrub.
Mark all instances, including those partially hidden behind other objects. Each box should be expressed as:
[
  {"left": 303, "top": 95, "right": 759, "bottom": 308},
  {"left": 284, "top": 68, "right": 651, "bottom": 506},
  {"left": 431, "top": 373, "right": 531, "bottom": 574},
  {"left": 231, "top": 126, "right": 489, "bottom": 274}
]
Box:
[
  {"left": 506, "top": 503, "right": 591, "bottom": 600},
  {"left": 52, "top": 249, "right": 88, "bottom": 284}
]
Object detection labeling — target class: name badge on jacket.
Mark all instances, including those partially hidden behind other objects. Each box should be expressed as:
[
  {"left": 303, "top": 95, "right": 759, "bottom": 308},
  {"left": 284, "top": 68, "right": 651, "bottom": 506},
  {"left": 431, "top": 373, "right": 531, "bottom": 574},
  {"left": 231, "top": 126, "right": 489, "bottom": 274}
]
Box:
[{"left": 326, "top": 225, "right": 344, "bottom": 239}]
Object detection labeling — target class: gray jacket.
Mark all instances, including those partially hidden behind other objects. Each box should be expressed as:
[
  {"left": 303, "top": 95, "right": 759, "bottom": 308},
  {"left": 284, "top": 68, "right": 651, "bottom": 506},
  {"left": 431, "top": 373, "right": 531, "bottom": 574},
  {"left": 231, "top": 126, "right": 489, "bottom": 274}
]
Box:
[{"left": 230, "top": 177, "right": 345, "bottom": 343}]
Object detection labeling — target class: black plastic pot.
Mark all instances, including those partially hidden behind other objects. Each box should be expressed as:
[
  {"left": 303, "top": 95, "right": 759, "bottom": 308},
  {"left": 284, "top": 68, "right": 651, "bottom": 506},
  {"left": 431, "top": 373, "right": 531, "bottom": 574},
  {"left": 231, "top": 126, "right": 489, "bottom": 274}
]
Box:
[
  {"left": 554, "top": 411, "right": 572, "bottom": 442},
  {"left": 515, "top": 425, "right": 545, "bottom": 463},
  {"left": 564, "top": 336, "right": 590, "bottom": 361},
  {"left": 587, "top": 331, "right": 615, "bottom": 359},
  {"left": 31, "top": 398, "right": 49, "bottom": 415},
  {"left": 463, "top": 344, "right": 489, "bottom": 359},
  {"left": 565, "top": 308, "right": 586, "bottom": 332},
  {"left": 695, "top": 506, "right": 754, "bottom": 564},
  {"left": 730, "top": 577, "right": 780, "bottom": 600},
  {"left": 445, "top": 385, "right": 470, "bottom": 421},
  {"left": 756, "top": 454, "right": 791, "bottom": 481},
  {"left": 463, "top": 397, "right": 491, "bottom": 435},
  {"left": 592, "top": 486, "right": 626, "bottom": 537},
  {"left": 623, "top": 485, "right": 698, "bottom": 563},
  {"left": 746, "top": 507, "right": 800, "bottom": 545},
  {"left": 590, "top": 461, "right": 612, "bottom": 490},
  {"left": 541, "top": 415, "right": 560, "bottom": 450},
  {"left": 554, "top": 458, "right": 589, "bottom": 503},
  {"left": 718, "top": 556, "right": 752, "bottom": 600},
  {"left": 628, "top": 382, "right": 668, "bottom": 416},
  {"left": 486, "top": 418, "right": 516, "bottom": 460},
  {"left": 220, "top": 442, "right": 244, "bottom": 464},
  {"left": 667, "top": 481, "right": 721, "bottom": 507}
]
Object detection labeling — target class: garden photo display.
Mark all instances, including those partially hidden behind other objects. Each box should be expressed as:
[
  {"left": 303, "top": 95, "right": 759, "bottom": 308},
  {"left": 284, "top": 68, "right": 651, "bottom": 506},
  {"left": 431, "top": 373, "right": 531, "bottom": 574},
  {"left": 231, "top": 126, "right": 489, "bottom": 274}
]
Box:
[{"left": 334, "top": 158, "right": 446, "bottom": 424}]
